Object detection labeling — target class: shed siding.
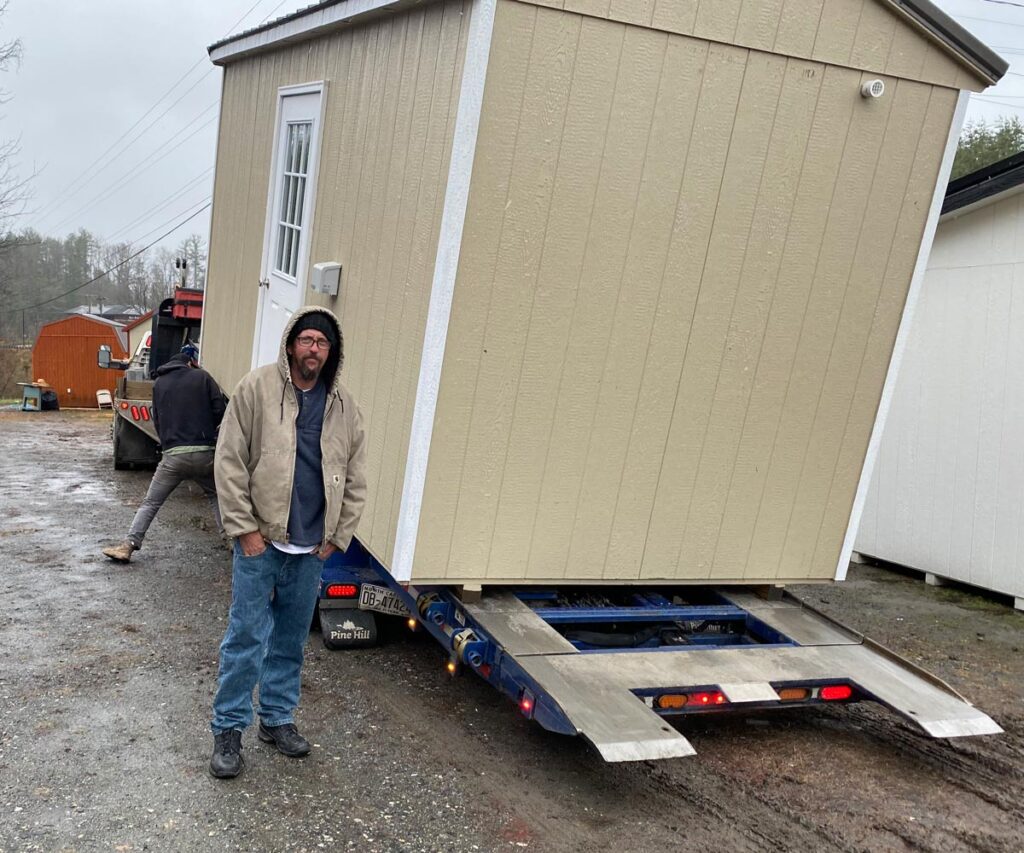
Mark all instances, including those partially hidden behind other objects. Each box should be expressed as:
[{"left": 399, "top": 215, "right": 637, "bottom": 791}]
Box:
[
  {"left": 518, "top": 0, "right": 987, "bottom": 90},
  {"left": 127, "top": 316, "right": 153, "bottom": 357},
  {"left": 856, "top": 189, "right": 1024, "bottom": 601},
  {"left": 32, "top": 317, "right": 128, "bottom": 408},
  {"left": 413, "top": 0, "right": 958, "bottom": 583},
  {"left": 203, "top": 1, "right": 470, "bottom": 566}
]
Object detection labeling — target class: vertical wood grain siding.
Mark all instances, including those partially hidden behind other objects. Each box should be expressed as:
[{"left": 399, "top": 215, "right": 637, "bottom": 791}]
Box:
[
  {"left": 204, "top": 1, "right": 470, "bottom": 567},
  {"left": 857, "top": 192, "right": 1024, "bottom": 600},
  {"left": 414, "top": 0, "right": 957, "bottom": 583},
  {"left": 534, "top": 0, "right": 987, "bottom": 91}
]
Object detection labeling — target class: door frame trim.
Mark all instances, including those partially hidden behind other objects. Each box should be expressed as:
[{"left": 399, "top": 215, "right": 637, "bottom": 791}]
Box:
[{"left": 253, "top": 80, "right": 328, "bottom": 369}]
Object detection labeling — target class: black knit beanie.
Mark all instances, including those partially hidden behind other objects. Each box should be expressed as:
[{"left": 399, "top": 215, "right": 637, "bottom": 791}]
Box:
[{"left": 288, "top": 312, "right": 337, "bottom": 349}]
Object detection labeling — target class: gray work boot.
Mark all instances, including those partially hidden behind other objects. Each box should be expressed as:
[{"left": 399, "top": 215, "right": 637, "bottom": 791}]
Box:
[
  {"left": 210, "top": 729, "right": 244, "bottom": 778},
  {"left": 102, "top": 540, "right": 137, "bottom": 563}
]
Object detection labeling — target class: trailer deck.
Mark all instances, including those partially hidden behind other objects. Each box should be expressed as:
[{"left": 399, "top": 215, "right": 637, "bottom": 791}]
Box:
[
  {"left": 322, "top": 543, "right": 1001, "bottom": 763},
  {"left": 407, "top": 584, "right": 1002, "bottom": 762}
]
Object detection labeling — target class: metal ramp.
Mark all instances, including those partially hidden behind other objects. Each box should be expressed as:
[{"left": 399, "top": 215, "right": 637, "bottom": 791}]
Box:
[{"left": 463, "top": 590, "right": 1003, "bottom": 763}]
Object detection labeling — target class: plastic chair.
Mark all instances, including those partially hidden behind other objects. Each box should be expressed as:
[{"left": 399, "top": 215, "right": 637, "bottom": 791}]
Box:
[{"left": 96, "top": 389, "right": 114, "bottom": 409}]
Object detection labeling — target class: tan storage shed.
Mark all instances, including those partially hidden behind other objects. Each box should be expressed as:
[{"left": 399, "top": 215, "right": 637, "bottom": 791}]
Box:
[{"left": 202, "top": 0, "right": 1005, "bottom": 587}]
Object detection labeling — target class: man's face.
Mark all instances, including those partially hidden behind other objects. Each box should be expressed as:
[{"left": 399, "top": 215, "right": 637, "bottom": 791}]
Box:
[{"left": 288, "top": 330, "right": 331, "bottom": 382}]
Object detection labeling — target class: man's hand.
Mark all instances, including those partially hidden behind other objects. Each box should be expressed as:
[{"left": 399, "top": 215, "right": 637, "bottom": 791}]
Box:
[
  {"left": 316, "top": 542, "right": 338, "bottom": 561},
  {"left": 239, "top": 530, "right": 267, "bottom": 557}
]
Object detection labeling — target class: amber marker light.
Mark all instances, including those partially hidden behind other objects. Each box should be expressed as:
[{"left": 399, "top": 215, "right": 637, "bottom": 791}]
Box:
[
  {"left": 655, "top": 694, "right": 688, "bottom": 710},
  {"left": 446, "top": 661, "right": 457, "bottom": 675},
  {"left": 777, "top": 687, "right": 811, "bottom": 702},
  {"left": 407, "top": 618, "right": 417, "bottom": 631}
]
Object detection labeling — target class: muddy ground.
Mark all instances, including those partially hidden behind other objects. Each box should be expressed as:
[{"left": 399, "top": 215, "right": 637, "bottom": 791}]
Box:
[{"left": 0, "top": 409, "right": 1022, "bottom": 853}]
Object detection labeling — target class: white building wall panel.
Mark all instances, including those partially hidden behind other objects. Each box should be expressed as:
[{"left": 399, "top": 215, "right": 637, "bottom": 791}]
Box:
[{"left": 856, "top": 187, "right": 1024, "bottom": 602}]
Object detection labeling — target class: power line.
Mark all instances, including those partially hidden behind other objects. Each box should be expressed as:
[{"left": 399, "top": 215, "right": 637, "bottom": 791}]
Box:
[
  {"left": 45, "top": 111, "right": 219, "bottom": 236},
  {"left": 33, "top": 74, "right": 219, "bottom": 230},
  {"left": 958, "top": 13, "right": 1024, "bottom": 26},
  {"left": 29, "top": 61, "right": 212, "bottom": 226},
  {"left": 970, "top": 95, "right": 1024, "bottom": 109},
  {"left": 105, "top": 168, "right": 215, "bottom": 244},
  {"left": 29, "top": 0, "right": 283, "bottom": 228},
  {"left": 1, "top": 203, "right": 212, "bottom": 315},
  {"left": 125, "top": 197, "right": 212, "bottom": 250}
]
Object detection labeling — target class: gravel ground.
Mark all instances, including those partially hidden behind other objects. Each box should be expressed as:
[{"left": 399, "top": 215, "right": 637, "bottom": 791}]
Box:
[{"left": 1, "top": 409, "right": 1022, "bottom": 853}]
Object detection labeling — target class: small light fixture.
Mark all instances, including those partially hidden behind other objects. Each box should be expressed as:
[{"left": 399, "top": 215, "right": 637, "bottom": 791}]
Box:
[{"left": 861, "top": 79, "right": 885, "bottom": 99}]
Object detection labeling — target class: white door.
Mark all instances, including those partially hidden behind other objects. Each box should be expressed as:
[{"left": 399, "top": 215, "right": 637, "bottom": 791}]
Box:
[{"left": 253, "top": 89, "right": 323, "bottom": 368}]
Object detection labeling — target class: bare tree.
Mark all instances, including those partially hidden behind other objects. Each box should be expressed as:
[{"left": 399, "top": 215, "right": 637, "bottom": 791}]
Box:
[{"left": 0, "top": 1, "right": 26, "bottom": 230}]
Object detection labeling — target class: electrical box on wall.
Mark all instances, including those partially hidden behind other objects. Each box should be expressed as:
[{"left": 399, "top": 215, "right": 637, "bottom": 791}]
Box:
[{"left": 311, "top": 262, "right": 342, "bottom": 296}]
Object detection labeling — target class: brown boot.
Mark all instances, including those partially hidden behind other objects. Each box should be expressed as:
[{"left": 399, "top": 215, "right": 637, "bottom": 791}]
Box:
[{"left": 102, "top": 540, "right": 137, "bottom": 563}]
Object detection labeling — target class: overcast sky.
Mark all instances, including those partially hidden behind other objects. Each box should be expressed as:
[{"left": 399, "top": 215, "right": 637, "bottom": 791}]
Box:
[{"left": 1, "top": 0, "right": 1022, "bottom": 256}]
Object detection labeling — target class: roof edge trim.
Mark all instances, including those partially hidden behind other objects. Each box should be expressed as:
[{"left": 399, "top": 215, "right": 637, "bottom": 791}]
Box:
[
  {"left": 209, "top": 0, "right": 1008, "bottom": 85},
  {"left": 942, "top": 150, "right": 1024, "bottom": 216},
  {"left": 208, "top": 0, "right": 434, "bottom": 66},
  {"left": 885, "top": 0, "right": 1007, "bottom": 85}
]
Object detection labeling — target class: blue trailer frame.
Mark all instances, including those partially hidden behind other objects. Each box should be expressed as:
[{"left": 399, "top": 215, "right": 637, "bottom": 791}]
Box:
[
  {"left": 314, "top": 538, "right": 1002, "bottom": 761},
  {"left": 313, "top": 540, "right": 1000, "bottom": 757}
]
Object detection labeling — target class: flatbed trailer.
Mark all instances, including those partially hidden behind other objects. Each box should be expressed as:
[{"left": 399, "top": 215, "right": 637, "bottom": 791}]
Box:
[{"left": 319, "top": 542, "right": 1002, "bottom": 762}]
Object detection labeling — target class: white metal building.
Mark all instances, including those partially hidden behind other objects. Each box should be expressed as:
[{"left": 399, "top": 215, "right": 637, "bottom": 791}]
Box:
[{"left": 855, "top": 152, "right": 1024, "bottom": 611}]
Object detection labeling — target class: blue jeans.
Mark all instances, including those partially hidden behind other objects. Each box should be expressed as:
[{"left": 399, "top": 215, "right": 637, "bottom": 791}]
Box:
[{"left": 211, "top": 543, "right": 323, "bottom": 733}]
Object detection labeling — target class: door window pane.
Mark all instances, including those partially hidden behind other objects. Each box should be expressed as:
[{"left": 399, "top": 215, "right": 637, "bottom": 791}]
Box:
[{"left": 274, "top": 121, "right": 312, "bottom": 278}]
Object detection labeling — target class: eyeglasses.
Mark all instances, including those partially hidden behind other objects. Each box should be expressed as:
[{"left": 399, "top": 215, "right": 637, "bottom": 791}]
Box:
[{"left": 294, "top": 335, "right": 331, "bottom": 350}]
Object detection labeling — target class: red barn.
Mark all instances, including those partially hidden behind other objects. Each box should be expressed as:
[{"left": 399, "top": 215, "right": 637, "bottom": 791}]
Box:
[{"left": 32, "top": 315, "right": 128, "bottom": 408}]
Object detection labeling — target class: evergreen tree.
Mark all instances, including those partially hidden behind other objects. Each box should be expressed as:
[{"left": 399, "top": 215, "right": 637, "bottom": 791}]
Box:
[{"left": 952, "top": 116, "right": 1024, "bottom": 180}]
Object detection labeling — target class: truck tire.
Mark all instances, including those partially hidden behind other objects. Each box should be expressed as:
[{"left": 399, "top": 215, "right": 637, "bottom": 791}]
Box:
[{"left": 112, "top": 415, "right": 159, "bottom": 470}]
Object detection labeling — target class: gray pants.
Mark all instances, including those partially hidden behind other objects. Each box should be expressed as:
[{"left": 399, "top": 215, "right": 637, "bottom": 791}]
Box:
[{"left": 127, "top": 450, "right": 223, "bottom": 548}]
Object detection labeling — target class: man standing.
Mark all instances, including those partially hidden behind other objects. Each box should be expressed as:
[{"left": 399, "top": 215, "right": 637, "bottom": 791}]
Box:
[
  {"left": 209, "top": 306, "right": 366, "bottom": 779},
  {"left": 103, "top": 344, "right": 226, "bottom": 563}
]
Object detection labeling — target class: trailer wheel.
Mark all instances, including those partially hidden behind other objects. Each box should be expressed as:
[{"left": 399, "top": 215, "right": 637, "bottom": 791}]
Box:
[
  {"left": 112, "top": 416, "right": 129, "bottom": 470},
  {"left": 112, "top": 415, "right": 159, "bottom": 470}
]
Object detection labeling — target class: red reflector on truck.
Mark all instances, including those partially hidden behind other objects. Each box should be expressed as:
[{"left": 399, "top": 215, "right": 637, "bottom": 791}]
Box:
[
  {"left": 820, "top": 685, "right": 853, "bottom": 701},
  {"left": 130, "top": 405, "right": 140, "bottom": 420},
  {"left": 120, "top": 401, "right": 129, "bottom": 410},
  {"left": 325, "top": 583, "right": 358, "bottom": 599}
]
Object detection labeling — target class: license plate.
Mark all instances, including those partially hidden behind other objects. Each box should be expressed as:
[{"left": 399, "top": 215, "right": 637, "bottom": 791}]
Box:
[{"left": 358, "top": 583, "right": 409, "bottom": 617}]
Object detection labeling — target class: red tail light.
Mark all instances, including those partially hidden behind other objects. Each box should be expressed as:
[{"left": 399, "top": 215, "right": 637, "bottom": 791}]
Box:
[
  {"left": 130, "top": 405, "right": 140, "bottom": 420},
  {"left": 325, "top": 583, "right": 358, "bottom": 599},
  {"left": 140, "top": 407, "right": 150, "bottom": 421},
  {"left": 689, "top": 691, "right": 728, "bottom": 706},
  {"left": 820, "top": 684, "right": 853, "bottom": 701},
  {"left": 119, "top": 401, "right": 129, "bottom": 410}
]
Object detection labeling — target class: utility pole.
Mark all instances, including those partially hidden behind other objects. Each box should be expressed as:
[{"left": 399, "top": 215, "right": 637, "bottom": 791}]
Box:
[{"left": 175, "top": 257, "right": 188, "bottom": 289}]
